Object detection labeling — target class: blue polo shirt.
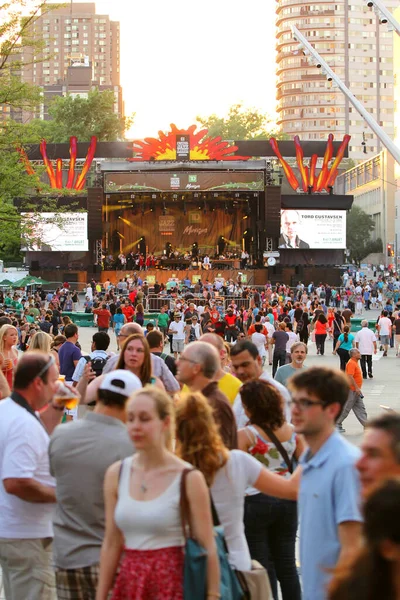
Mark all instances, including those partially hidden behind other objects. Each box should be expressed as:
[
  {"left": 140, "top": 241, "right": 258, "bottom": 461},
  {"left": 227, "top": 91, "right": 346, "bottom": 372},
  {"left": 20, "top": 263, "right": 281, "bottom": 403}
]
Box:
[{"left": 299, "top": 431, "right": 362, "bottom": 600}]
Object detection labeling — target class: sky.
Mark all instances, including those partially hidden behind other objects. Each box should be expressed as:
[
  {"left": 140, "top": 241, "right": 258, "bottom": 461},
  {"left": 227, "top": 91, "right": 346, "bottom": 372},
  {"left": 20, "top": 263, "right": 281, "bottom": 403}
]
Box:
[{"left": 75, "top": 0, "right": 277, "bottom": 139}]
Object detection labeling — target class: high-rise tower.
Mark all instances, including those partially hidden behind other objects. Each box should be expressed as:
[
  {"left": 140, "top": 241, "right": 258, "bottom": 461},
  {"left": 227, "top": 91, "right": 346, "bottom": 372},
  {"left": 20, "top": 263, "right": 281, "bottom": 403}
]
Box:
[{"left": 276, "top": 0, "right": 397, "bottom": 160}]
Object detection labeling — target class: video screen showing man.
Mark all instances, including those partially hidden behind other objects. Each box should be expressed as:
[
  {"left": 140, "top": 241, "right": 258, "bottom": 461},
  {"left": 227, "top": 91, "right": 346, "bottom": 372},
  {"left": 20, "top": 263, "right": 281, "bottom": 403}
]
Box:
[{"left": 279, "top": 209, "right": 310, "bottom": 249}]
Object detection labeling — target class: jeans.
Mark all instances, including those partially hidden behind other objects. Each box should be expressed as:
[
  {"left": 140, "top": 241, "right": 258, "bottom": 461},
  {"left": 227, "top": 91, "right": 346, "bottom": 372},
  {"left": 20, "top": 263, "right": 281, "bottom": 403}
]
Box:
[
  {"left": 272, "top": 350, "right": 286, "bottom": 377},
  {"left": 244, "top": 494, "right": 301, "bottom": 600},
  {"left": 336, "top": 347, "right": 350, "bottom": 371},
  {"left": 360, "top": 354, "right": 373, "bottom": 377},
  {"left": 315, "top": 333, "right": 327, "bottom": 355}
]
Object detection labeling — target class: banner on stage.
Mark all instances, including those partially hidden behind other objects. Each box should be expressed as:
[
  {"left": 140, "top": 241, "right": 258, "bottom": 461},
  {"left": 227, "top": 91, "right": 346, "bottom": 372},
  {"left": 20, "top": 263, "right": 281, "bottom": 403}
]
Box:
[
  {"left": 21, "top": 212, "right": 88, "bottom": 251},
  {"left": 159, "top": 215, "right": 175, "bottom": 233},
  {"left": 279, "top": 210, "right": 346, "bottom": 249}
]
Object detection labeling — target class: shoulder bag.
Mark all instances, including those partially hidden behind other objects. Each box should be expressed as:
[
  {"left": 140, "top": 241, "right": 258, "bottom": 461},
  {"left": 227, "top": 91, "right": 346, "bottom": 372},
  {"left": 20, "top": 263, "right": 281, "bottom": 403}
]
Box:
[
  {"left": 180, "top": 468, "right": 208, "bottom": 600},
  {"left": 210, "top": 494, "right": 272, "bottom": 600},
  {"left": 180, "top": 469, "right": 244, "bottom": 600},
  {"left": 261, "top": 426, "right": 293, "bottom": 474}
]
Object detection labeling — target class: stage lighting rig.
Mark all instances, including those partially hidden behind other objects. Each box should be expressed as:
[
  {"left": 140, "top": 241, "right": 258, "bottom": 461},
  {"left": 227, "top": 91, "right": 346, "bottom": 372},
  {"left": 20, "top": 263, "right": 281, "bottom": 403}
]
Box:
[
  {"left": 365, "top": 0, "right": 400, "bottom": 32},
  {"left": 291, "top": 24, "right": 400, "bottom": 166}
]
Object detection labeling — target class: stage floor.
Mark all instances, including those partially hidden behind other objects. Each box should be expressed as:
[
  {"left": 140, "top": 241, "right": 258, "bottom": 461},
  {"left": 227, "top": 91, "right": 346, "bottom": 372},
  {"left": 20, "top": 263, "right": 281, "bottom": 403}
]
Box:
[{"left": 100, "top": 268, "right": 266, "bottom": 286}]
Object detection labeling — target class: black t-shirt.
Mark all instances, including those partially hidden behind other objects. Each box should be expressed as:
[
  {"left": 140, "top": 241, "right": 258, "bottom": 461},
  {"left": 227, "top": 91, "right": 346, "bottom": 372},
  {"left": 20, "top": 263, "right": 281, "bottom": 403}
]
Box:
[
  {"left": 272, "top": 330, "right": 289, "bottom": 352},
  {"left": 394, "top": 318, "right": 400, "bottom": 335},
  {"left": 294, "top": 308, "right": 303, "bottom": 322}
]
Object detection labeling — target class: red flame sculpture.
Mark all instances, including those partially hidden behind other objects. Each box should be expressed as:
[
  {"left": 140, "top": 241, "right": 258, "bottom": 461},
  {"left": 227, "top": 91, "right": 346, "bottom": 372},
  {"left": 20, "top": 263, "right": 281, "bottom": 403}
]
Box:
[
  {"left": 18, "top": 136, "right": 97, "bottom": 190},
  {"left": 129, "top": 124, "right": 250, "bottom": 162},
  {"left": 270, "top": 134, "right": 350, "bottom": 193}
]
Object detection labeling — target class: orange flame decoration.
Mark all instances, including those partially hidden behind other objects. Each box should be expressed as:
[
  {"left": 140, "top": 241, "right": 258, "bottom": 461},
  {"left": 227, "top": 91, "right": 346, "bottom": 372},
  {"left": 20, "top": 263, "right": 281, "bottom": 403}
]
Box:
[
  {"left": 18, "top": 136, "right": 97, "bottom": 190},
  {"left": 270, "top": 134, "right": 350, "bottom": 193},
  {"left": 128, "top": 124, "right": 250, "bottom": 162}
]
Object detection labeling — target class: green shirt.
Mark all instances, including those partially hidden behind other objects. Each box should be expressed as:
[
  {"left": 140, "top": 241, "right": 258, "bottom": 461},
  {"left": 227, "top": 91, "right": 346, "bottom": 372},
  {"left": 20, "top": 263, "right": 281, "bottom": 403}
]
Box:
[
  {"left": 4, "top": 297, "right": 12, "bottom": 306},
  {"left": 157, "top": 313, "right": 169, "bottom": 328}
]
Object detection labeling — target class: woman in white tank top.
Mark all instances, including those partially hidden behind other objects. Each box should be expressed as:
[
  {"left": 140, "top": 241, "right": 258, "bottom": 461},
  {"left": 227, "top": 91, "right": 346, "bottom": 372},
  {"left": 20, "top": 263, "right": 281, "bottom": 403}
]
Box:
[{"left": 96, "top": 386, "right": 220, "bottom": 600}]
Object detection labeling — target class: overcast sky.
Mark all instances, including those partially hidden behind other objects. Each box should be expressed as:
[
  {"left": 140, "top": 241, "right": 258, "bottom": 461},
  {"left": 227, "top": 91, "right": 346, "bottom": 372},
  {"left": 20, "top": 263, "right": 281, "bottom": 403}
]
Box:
[{"left": 75, "top": 0, "right": 277, "bottom": 139}]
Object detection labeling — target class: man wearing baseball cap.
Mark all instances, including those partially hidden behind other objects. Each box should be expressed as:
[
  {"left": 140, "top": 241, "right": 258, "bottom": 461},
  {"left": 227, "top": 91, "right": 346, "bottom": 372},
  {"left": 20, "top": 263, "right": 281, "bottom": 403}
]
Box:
[{"left": 49, "top": 370, "right": 141, "bottom": 600}]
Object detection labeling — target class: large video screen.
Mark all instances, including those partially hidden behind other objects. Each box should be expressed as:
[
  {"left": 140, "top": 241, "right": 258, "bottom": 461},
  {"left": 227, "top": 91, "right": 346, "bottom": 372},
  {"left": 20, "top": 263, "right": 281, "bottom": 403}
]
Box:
[
  {"left": 21, "top": 212, "right": 88, "bottom": 251},
  {"left": 279, "top": 210, "right": 346, "bottom": 249}
]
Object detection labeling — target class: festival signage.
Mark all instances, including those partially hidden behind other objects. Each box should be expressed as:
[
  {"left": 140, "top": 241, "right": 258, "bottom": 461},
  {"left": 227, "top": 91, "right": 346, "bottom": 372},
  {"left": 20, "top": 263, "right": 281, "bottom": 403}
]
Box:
[
  {"left": 130, "top": 124, "right": 250, "bottom": 161},
  {"left": 159, "top": 215, "right": 175, "bottom": 233},
  {"left": 176, "top": 135, "right": 190, "bottom": 160},
  {"left": 21, "top": 212, "right": 88, "bottom": 251},
  {"left": 104, "top": 171, "right": 264, "bottom": 193}
]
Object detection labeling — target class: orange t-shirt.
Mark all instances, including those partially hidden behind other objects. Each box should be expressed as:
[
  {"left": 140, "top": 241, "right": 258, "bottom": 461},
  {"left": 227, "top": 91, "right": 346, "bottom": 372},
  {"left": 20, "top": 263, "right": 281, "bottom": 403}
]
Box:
[
  {"left": 346, "top": 358, "right": 362, "bottom": 391},
  {"left": 315, "top": 321, "right": 327, "bottom": 335}
]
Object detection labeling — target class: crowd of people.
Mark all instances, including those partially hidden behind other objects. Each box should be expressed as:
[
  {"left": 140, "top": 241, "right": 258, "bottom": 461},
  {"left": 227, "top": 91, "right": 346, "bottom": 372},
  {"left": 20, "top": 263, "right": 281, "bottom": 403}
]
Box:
[{"left": 0, "top": 273, "right": 400, "bottom": 599}]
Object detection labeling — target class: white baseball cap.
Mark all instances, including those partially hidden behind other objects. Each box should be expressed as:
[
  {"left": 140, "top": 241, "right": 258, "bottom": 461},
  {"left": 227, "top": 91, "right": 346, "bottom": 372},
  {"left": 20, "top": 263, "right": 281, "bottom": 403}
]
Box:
[{"left": 99, "top": 370, "right": 142, "bottom": 396}]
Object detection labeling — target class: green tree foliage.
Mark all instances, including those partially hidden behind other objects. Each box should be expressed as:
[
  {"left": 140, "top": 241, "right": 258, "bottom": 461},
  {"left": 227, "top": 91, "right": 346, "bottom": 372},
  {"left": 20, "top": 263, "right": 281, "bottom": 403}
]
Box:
[
  {"left": 0, "top": 1, "right": 59, "bottom": 111},
  {"left": 346, "top": 205, "right": 377, "bottom": 265},
  {"left": 196, "top": 103, "right": 288, "bottom": 140},
  {"left": 24, "top": 89, "right": 134, "bottom": 142}
]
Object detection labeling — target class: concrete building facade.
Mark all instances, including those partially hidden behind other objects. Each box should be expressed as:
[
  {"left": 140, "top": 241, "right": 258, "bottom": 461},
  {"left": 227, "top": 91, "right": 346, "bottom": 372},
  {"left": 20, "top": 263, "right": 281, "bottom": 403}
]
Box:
[
  {"left": 19, "top": 2, "right": 123, "bottom": 119},
  {"left": 276, "top": 0, "right": 397, "bottom": 160},
  {"left": 336, "top": 151, "right": 396, "bottom": 252}
]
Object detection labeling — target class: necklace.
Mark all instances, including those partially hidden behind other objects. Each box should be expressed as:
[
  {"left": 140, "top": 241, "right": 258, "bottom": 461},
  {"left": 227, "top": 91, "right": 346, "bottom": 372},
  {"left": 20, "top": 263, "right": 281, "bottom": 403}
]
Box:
[{"left": 140, "top": 480, "right": 148, "bottom": 493}]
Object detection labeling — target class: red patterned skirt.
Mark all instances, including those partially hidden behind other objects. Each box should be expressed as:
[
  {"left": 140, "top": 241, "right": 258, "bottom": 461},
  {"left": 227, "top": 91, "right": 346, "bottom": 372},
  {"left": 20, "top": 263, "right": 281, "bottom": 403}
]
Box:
[{"left": 111, "top": 546, "right": 184, "bottom": 600}]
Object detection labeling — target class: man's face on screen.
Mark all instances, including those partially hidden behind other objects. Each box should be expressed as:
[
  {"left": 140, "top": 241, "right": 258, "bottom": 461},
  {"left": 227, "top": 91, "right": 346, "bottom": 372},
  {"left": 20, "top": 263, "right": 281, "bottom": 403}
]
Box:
[{"left": 282, "top": 211, "right": 300, "bottom": 238}]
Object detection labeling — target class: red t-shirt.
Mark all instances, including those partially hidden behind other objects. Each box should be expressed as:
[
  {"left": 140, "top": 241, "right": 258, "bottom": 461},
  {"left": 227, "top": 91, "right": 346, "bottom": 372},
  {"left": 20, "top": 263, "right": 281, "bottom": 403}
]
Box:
[
  {"left": 94, "top": 308, "right": 111, "bottom": 328},
  {"left": 122, "top": 305, "right": 135, "bottom": 323},
  {"left": 225, "top": 314, "right": 237, "bottom": 327},
  {"left": 210, "top": 310, "right": 220, "bottom": 323}
]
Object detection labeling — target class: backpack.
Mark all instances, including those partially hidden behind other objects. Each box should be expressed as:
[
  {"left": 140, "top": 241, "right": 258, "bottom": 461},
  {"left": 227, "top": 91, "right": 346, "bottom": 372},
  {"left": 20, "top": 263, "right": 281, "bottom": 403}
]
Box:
[
  {"left": 296, "top": 320, "right": 304, "bottom": 334},
  {"left": 84, "top": 355, "right": 109, "bottom": 377}
]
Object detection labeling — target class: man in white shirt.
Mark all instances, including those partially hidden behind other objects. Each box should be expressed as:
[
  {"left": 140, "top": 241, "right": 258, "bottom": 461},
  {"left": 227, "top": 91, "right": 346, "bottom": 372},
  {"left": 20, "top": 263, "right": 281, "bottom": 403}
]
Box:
[
  {"left": 0, "top": 353, "right": 64, "bottom": 600},
  {"left": 168, "top": 312, "right": 186, "bottom": 359},
  {"left": 377, "top": 310, "right": 392, "bottom": 357},
  {"left": 355, "top": 320, "right": 377, "bottom": 379}
]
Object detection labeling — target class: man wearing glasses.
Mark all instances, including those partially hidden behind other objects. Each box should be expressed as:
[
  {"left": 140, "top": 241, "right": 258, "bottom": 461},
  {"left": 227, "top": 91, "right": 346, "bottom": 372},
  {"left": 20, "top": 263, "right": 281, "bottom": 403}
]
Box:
[
  {"left": 0, "top": 353, "right": 65, "bottom": 600},
  {"left": 288, "top": 367, "right": 362, "bottom": 600}
]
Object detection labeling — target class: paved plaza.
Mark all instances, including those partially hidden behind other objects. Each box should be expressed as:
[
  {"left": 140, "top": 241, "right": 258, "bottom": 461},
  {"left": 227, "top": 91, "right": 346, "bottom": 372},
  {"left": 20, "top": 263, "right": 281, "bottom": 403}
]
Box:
[{"left": 1, "top": 307, "right": 399, "bottom": 598}]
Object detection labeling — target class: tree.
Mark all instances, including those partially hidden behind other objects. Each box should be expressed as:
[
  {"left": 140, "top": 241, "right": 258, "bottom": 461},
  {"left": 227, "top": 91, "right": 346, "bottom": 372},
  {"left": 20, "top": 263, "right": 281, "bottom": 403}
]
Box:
[
  {"left": 27, "top": 89, "right": 134, "bottom": 142},
  {"left": 0, "top": 1, "right": 60, "bottom": 112},
  {"left": 346, "top": 205, "right": 376, "bottom": 265},
  {"left": 196, "top": 103, "right": 288, "bottom": 140}
]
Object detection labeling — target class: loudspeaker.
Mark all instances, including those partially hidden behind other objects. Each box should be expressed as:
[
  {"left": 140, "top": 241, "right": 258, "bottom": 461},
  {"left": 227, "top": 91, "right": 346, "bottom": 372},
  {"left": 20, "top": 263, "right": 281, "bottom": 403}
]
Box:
[
  {"left": 31, "top": 260, "right": 40, "bottom": 271},
  {"left": 87, "top": 187, "right": 103, "bottom": 240},
  {"left": 265, "top": 186, "right": 281, "bottom": 239}
]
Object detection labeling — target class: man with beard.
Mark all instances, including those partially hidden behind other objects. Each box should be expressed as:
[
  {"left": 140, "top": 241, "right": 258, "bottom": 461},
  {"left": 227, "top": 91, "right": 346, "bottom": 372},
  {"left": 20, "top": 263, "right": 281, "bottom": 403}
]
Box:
[{"left": 274, "top": 342, "right": 308, "bottom": 388}]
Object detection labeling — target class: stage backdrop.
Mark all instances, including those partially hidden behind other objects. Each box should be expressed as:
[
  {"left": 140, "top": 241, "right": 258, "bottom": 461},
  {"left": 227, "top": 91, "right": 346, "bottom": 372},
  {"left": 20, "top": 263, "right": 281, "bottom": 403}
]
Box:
[{"left": 108, "top": 205, "right": 246, "bottom": 255}]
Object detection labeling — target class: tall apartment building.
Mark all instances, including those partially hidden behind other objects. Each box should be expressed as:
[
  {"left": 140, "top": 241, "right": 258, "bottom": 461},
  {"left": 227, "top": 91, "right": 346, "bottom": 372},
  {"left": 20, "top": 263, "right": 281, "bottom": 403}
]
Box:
[
  {"left": 276, "top": 0, "right": 397, "bottom": 160},
  {"left": 20, "top": 2, "right": 123, "bottom": 118}
]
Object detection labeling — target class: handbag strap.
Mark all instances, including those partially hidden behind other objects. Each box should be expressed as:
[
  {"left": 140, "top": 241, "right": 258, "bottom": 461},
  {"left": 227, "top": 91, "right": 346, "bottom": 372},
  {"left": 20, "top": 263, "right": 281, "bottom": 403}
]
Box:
[
  {"left": 180, "top": 468, "right": 195, "bottom": 541},
  {"left": 261, "top": 426, "right": 294, "bottom": 474}
]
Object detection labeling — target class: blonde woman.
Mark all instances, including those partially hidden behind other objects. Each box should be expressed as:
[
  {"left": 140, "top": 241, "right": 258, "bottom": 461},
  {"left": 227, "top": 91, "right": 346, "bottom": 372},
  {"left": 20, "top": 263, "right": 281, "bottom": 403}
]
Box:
[
  {"left": 28, "top": 331, "right": 60, "bottom": 369},
  {"left": 97, "top": 386, "right": 219, "bottom": 600},
  {"left": 0, "top": 324, "right": 19, "bottom": 389}
]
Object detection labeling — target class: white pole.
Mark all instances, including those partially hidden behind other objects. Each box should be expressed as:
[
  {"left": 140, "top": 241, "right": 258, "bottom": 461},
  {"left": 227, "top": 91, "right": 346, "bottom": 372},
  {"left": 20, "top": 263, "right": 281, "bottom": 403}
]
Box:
[
  {"left": 291, "top": 25, "right": 400, "bottom": 166},
  {"left": 367, "top": 0, "right": 400, "bottom": 36}
]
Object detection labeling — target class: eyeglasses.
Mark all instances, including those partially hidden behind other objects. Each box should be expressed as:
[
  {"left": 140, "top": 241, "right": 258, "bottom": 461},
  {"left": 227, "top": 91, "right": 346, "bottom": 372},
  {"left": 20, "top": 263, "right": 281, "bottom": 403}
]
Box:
[
  {"left": 179, "top": 357, "right": 198, "bottom": 365},
  {"left": 117, "top": 333, "right": 128, "bottom": 338},
  {"left": 290, "top": 398, "right": 325, "bottom": 410},
  {"left": 36, "top": 355, "right": 55, "bottom": 381}
]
